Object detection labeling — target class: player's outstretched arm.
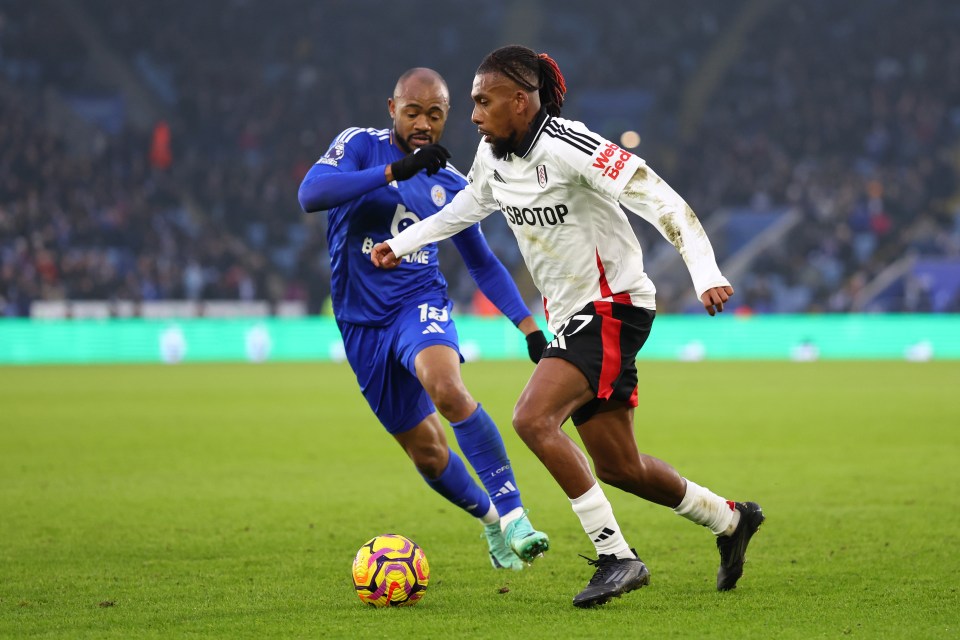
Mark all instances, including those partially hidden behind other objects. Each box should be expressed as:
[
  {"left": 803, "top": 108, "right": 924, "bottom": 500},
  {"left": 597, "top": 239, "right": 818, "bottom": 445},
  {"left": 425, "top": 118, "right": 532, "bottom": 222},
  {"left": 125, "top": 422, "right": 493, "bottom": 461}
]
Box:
[
  {"left": 375, "top": 187, "right": 492, "bottom": 269},
  {"left": 618, "top": 164, "right": 732, "bottom": 310}
]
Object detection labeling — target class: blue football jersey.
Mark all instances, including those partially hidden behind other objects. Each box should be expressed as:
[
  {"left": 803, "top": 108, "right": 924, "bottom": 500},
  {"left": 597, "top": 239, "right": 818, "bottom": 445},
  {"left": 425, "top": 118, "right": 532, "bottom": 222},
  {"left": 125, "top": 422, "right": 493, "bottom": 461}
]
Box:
[{"left": 316, "top": 127, "right": 469, "bottom": 326}]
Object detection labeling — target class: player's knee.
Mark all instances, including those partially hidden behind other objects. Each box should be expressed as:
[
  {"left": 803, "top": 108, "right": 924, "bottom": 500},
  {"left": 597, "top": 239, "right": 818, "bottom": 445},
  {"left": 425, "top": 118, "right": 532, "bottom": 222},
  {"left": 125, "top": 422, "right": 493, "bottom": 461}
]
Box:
[
  {"left": 428, "top": 379, "right": 473, "bottom": 419},
  {"left": 511, "top": 407, "right": 550, "bottom": 445}
]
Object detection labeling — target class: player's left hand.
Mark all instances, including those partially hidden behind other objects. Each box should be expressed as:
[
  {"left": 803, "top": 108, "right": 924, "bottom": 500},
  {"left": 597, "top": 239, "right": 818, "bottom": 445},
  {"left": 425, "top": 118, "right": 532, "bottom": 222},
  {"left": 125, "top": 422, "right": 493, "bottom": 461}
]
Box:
[
  {"left": 525, "top": 330, "right": 548, "bottom": 364},
  {"left": 701, "top": 285, "right": 734, "bottom": 316},
  {"left": 371, "top": 242, "right": 400, "bottom": 269}
]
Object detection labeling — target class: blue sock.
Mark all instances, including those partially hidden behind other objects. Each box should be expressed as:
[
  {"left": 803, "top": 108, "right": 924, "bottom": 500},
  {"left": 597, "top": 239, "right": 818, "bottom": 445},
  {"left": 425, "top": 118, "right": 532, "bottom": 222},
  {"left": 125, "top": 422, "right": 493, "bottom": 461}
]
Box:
[
  {"left": 451, "top": 404, "right": 523, "bottom": 518},
  {"left": 422, "top": 449, "right": 491, "bottom": 519}
]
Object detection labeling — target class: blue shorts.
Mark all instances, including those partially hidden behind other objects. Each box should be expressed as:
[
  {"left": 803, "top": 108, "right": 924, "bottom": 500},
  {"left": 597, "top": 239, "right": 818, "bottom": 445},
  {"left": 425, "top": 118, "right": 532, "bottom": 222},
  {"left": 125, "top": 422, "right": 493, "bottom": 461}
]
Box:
[{"left": 338, "top": 295, "right": 463, "bottom": 434}]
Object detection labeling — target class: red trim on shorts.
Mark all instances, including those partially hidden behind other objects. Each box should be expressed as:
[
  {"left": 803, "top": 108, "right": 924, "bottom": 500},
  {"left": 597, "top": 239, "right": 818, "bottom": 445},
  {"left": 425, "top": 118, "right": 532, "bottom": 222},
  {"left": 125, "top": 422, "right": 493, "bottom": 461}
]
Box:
[
  {"left": 594, "top": 301, "right": 621, "bottom": 400},
  {"left": 543, "top": 296, "right": 549, "bottom": 323},
  {"left": 595, "top": 249, "right": 632, "bottom": 304},
  {"left": 629, "top": 384, "right": 638, "bottom": 408}
]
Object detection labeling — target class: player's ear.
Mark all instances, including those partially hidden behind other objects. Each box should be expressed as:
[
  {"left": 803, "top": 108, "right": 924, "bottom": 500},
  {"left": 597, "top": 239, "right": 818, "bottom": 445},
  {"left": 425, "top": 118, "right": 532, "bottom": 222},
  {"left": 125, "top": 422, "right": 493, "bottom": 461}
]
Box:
[
  {"left": 515, "top": 90, "right": 528, "bottom": 114},
  {"left": 387, "top": 97, "right": 396, "bottom": 119}
]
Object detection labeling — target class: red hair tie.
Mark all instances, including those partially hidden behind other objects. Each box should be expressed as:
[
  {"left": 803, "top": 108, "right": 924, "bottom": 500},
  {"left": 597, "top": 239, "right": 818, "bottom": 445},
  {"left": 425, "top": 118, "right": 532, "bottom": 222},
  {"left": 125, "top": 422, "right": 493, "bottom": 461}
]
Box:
[{"left": 537, "top": 52, "right": 567, "bottom": 102}]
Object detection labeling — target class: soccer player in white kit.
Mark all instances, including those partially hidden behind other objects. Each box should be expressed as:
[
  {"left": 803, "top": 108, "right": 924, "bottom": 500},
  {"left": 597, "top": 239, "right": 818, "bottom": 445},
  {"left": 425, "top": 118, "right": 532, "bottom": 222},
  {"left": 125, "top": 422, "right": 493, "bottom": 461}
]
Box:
[{"left": 371, "top": 45, "right": 764, "bottom": 608}]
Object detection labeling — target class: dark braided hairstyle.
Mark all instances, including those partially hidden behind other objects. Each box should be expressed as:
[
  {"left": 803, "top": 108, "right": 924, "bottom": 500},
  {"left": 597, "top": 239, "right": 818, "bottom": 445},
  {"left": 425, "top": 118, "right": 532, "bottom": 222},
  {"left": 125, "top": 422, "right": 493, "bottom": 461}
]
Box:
[{"left": 477, "top": 45, "right": 567, "bottom": 116}]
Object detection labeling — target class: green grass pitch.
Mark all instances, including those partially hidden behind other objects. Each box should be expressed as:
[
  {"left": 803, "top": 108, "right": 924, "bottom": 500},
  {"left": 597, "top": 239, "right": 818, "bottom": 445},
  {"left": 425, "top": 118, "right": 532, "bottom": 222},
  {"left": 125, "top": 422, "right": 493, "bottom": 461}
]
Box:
[{"left": 1, "top": 360, "right": 958, "bottom": 638}]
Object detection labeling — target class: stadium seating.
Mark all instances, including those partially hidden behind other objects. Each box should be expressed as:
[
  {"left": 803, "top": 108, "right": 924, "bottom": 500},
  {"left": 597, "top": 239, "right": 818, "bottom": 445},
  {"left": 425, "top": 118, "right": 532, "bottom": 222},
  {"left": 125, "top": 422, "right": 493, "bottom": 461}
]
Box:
[{"left": 1, "top": 0, "right": 957, "bottom": 316}]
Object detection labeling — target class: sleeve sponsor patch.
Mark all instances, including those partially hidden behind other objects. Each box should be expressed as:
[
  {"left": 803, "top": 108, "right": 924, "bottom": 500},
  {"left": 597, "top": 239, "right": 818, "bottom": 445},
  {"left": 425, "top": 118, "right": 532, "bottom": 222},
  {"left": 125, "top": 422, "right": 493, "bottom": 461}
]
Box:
[
  {"left": 591, "top": 142, "right": 634, "bottom": 181},
  {"left": 316, "top": 142, "right": 345, "bottom": 166}
]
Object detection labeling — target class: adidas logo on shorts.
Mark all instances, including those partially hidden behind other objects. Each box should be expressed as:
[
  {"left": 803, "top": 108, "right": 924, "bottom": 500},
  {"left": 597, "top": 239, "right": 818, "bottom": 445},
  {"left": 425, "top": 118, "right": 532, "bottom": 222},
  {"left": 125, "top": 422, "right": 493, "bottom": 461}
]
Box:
[{"left": 421, "top": 322, "right": 445, "bottom": 334}]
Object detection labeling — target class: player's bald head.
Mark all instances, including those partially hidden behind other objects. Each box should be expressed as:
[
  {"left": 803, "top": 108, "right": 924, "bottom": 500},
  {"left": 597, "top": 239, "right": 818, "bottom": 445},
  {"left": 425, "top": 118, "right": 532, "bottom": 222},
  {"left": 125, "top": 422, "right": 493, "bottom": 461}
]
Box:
[
  {"left": 393, "top": 68, "right": 449, "bottom": 104},
  {"left": 388, "top": 68, "right": 451, "bottom": 153}
]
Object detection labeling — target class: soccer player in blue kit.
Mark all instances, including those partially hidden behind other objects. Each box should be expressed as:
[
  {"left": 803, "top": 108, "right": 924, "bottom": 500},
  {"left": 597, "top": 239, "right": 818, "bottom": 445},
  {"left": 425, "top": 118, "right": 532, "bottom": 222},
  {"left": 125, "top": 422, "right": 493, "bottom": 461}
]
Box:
[{"left": 298, "top": 68, "right": 549, "bottom": 570}]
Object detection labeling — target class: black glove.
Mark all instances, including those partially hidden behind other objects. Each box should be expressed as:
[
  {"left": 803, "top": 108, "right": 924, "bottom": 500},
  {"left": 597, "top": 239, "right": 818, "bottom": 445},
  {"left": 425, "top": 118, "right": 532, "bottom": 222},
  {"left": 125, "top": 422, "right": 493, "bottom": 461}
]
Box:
[
  {"left": 525, "top": 330, "right": 548, "bottom": 364},
  {"left": 389, "top": 144, "right": 451, "bottom": 181}
]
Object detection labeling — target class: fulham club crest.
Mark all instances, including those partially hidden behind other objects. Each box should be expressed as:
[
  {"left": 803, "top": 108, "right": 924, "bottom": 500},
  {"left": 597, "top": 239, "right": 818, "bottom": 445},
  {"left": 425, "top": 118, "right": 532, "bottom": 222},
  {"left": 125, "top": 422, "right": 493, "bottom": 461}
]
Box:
[{"left": 536, "top": 164, "right": 548, "bottom": 189}]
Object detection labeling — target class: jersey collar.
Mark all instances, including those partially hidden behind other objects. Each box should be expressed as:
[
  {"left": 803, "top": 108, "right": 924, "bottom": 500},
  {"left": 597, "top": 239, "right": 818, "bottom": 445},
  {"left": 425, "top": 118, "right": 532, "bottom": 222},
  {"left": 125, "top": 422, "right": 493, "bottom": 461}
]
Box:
[
  {"left": 514, "top": 108, "right": 550, "bottom": 159},
  {"left": 389, "top": 130, "right": 407, "bottom": 157}
]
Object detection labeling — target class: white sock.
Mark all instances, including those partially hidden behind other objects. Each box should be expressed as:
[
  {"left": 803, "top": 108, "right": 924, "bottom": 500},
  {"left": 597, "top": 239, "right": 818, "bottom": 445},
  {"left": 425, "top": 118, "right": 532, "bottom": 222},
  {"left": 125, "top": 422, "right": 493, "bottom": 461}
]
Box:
[
  {"left": 479, "top": 503, "right": 499, "bottom": 526},
  {"left": 498, "top": 506, "right": 524, "bottom": 532},
  {"left": 570, "top": 482, "right": 634, "bottom": 559},
  {"left": 673, "top": 478, "right": 740, "bottom": 536}
]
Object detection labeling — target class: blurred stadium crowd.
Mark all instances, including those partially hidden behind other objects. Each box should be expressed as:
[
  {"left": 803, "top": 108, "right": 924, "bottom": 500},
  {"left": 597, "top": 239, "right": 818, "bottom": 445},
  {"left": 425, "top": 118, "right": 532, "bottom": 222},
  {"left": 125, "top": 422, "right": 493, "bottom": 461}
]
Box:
[{"left": 1, "top": 0, "right": 958, "bottom": 317}]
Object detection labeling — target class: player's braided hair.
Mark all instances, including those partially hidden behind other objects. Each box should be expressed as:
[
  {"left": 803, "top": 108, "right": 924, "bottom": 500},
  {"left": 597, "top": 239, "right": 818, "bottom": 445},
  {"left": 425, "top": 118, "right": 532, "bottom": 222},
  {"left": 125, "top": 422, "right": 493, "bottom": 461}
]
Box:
[{"left": 477, "top": 45, "right": 567, "bottom": 116}]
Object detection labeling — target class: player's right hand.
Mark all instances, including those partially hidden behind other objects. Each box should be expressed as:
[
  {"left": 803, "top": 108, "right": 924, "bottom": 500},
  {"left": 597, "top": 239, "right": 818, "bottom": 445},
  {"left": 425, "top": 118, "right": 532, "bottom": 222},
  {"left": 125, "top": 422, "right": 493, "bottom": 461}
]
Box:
[
  {"left": 389, "top": 144, "right": 451, "bottom": 181},
  {"left": 371, "top": 242, "right": 400, "bottom": 269}
]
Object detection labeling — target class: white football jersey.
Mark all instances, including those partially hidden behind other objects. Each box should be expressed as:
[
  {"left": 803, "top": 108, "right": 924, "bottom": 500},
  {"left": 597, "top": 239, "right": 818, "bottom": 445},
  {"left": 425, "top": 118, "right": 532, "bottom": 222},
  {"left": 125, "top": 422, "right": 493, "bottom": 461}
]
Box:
[{"left": 388, "top": 111, "right": 726, "bottom": 332}]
